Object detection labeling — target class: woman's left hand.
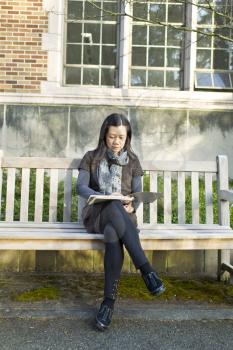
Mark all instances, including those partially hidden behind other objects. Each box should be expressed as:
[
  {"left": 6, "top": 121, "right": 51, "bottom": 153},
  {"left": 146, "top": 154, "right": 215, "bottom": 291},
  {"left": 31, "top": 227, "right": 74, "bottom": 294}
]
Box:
[{"left": 123, "top": 201, "right": 134, "bottom": 214}]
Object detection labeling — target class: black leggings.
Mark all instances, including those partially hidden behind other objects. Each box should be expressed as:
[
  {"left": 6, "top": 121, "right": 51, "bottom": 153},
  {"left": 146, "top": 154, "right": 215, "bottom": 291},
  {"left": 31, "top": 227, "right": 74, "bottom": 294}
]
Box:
[{"left": 99, "top": 200, "right": 148, "bottom": 299}]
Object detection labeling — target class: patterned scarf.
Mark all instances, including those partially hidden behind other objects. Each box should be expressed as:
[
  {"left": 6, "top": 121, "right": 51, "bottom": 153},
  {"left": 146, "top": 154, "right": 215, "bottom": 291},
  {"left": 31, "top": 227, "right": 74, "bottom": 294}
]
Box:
[{"left": 98, "top": 149, "right": 129, "bottom": 194}]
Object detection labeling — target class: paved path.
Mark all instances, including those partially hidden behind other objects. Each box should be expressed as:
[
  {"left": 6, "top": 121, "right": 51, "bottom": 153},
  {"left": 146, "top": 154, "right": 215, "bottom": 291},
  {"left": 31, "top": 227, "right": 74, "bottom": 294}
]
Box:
[
  {"left": 1, "top": 273, "right": 233, "bottom": 349},
  {"left": 0, "top": 317, "right": 233, "bottom": 350}
]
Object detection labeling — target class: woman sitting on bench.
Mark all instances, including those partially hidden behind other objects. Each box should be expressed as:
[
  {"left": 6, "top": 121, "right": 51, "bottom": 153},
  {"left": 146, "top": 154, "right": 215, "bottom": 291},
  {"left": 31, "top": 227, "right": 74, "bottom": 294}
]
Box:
[{"left": 77, "top": 113, "right": 165, "bottom": 331}]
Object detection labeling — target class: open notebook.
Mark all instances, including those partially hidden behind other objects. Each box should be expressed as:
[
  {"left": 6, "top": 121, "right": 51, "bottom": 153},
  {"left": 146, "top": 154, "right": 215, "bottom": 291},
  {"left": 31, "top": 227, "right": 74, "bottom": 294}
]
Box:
[{"left": 86, "top": 192, "right": 162, "bottom": 205}]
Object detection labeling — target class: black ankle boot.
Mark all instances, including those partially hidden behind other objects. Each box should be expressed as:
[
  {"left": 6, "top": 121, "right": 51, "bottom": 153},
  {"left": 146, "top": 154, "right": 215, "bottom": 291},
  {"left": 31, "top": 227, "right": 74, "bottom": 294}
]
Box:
[
  {"left": 95, "top": 302, "right": 114, "bottom": 331},
  {"left": 142, "top": 271, "right": 166, "bottom": 296},
  {"left": 95, "top": 279, "right": 119, "bottom": 331}
]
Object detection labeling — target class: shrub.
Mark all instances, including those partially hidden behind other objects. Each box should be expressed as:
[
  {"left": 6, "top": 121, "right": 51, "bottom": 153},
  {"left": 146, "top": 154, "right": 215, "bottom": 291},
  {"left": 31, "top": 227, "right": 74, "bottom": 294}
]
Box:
[{"left": 1, "top": 170, "right": 233, "bottom": 227}]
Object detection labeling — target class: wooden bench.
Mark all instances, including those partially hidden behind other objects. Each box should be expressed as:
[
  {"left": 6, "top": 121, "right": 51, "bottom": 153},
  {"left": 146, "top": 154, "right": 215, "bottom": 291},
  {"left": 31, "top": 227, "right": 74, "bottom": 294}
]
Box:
[{"left": 0, "top": 151, "right": 233, "bottom": 280}]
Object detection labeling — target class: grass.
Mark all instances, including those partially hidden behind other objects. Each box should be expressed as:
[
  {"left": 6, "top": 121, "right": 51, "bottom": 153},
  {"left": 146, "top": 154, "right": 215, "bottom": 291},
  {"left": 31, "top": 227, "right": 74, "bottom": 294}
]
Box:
[
  {"left": 12, "top": 287, "right": 60, "bottom": 302},
  {"left": 118, "top": 275, "right": 233, "bottom": 304},
  {"left": 10, "top": 274, "right": 233, "bottom": 305}
]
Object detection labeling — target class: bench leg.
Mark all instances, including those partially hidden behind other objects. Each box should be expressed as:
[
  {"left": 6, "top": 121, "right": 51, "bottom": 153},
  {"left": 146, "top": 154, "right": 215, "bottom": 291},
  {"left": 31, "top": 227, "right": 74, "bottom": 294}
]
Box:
[{"left": 218, "top": 250, "right": 231, "bottom": 283}]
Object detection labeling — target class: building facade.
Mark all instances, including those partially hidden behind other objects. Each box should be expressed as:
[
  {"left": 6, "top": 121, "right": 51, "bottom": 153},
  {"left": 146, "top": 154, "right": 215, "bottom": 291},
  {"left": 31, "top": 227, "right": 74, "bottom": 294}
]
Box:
[{"left": 0, "top": 0, "right": 233, "bottom": 274}]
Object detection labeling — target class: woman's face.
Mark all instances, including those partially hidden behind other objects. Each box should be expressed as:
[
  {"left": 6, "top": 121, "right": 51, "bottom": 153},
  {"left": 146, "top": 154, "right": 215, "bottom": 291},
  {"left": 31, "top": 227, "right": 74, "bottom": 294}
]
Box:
[{"left": 106, "top": 125, "right": 127, "bottom": 155}]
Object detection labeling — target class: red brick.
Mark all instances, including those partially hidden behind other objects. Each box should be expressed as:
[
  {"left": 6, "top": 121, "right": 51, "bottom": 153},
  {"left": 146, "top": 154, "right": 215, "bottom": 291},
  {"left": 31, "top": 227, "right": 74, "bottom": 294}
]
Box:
[
  {"left": 27, "top": 25, "right": 38, "bottom": 28},
  {"left": 2, "top": 6, "right": 13, "bottom": 10},
  {"left": 6, "top": 71, "right": 18, "bottom": 75},
  {"left": 2, "top": 23, "right": 13, "bottom": 27},
  {"left": 0, "top": 2, "right": 48, "bottom": 93},
  {"left": 12, "top": 59, "right": 24, "bottom": 62},
  {"left": 8, "top": 20, "right": 19, "bottom": 23}
]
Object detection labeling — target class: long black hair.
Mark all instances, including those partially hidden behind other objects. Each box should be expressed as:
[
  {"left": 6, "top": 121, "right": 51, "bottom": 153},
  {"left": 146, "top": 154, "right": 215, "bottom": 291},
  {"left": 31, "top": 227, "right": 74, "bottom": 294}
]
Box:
[{"left": 94, "top": 113, "right": 137, "bottom": 160}]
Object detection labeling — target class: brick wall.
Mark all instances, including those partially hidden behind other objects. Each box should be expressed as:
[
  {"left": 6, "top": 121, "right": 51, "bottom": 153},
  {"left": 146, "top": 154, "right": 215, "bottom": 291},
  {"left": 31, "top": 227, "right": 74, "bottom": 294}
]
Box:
[{"left": 0, "top": 0, "right": 48, "bottom": 93}]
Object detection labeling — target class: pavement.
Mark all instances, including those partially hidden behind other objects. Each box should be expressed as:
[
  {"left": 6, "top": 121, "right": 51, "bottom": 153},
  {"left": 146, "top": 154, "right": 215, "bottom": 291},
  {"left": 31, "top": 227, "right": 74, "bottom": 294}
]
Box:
[{"left": 0, "top": 273, "right": 233, "bottom": 350}]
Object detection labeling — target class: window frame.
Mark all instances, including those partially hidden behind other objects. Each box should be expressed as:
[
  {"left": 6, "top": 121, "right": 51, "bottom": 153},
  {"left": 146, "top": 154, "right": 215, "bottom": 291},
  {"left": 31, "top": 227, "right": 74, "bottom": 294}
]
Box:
[
  {"left": 64, "top": 0, "right": 119, "bottom": 87},
  {"left": 41, "top": 0, "right": 233, "bottom": 96}
]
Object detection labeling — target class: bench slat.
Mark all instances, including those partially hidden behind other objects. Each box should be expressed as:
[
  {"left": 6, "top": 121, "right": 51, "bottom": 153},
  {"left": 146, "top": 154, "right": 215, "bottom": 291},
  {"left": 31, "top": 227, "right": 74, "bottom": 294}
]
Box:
[
  {"left": 0, "top": 230, "right": 232, "bottom": 239},
  {"left": 0, "top": 222, "right": 230, "bottom": 230},
  {"left": 205, "top": 172, "right": 213, "bottom": 224},
  {"left": 191, "top": 172, "right": 199, "bottom": 224},
  {"left": 178, "top": 172, "right": 185, "bottom": 224},
  {"left": 20, "top": 168, "right": 30, "bottom": 222},
  {"left": 0, "top": 228, "right": 232, "bottom": 238},
  {"left": 2, "top": 158, "right": 217, "bottom": 172},
  {"left": 63, "top": 169, "right": 73, "bottom": 222},
  {"left": 0, "top": 169, "right": 2, "bottom": 219},
  {"left": 142, "top": 160, "right": 217, "bottom": 172},
  {"left": 5, "top": 168, "right": 16, "bottom": 221},
  {"left": 0, "top": 229, "right": 233, "bottom": 251},
  {"left": 2, "top": 157, "right": 80, "bottom": 169},
  {"left": 164, "top": 171, "right": 171, "bottom": 224},
  {"left": 35, "top": 169, "right": 44, "bottom": 223},
  {"left": 0, "top": 240, "right": 232, "bottom": 251},
  {"left": 137, "top": 175, "right": 144, "bottom": 225},
  {"left": 150, "top": 171, "right": 157, "bottom": 224},
  {"left": 49, "top": 169, "right": 58, "bottom": 222}
]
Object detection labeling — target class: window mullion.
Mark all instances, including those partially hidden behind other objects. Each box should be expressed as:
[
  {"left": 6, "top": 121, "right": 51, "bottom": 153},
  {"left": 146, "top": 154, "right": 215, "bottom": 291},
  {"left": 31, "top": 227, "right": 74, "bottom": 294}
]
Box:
[
  {"left": 118, "top": 1, "right": 131, "bottom": 88},
  {"left": 183, "top": 0, "right": 197, "bottom": 91}
]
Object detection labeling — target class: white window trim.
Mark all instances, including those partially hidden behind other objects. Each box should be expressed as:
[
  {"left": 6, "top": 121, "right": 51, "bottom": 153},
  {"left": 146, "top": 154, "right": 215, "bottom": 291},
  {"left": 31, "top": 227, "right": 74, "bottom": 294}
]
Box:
[
  {"left": 40, "top": 0, "right": 233, "bottom": 110},
  {"left": 183, "top": 0, "right": 197, "bottom": 90}
]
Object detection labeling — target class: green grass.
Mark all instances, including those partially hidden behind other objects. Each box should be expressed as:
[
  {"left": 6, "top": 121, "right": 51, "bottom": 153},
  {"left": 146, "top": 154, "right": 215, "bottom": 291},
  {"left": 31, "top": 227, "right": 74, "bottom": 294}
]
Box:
[
  {"left": 12, "top": 287, "right": 60, "bottom": 302},
  {"left": 10, "top": 274, "right": 233, "bottom": 305},
  {"left": 118, "top": 275, "right": 233, "bottom": 304}
]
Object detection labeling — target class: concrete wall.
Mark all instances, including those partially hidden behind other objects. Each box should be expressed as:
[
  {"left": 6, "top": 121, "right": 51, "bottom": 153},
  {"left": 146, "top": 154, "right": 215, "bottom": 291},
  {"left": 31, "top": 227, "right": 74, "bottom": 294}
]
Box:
[
  {"left": 0, "top": 103, "right": 233, "bottom": 276},
  {"left": 1, "top": 105, "right": 233, "bottom": 176}
]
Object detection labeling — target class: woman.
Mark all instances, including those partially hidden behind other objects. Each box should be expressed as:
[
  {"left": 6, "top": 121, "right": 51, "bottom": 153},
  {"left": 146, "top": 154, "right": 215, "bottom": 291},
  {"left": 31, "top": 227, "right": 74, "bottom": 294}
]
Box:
[{"left": 77, "top": 113, "right": 165, "bottom": 331}]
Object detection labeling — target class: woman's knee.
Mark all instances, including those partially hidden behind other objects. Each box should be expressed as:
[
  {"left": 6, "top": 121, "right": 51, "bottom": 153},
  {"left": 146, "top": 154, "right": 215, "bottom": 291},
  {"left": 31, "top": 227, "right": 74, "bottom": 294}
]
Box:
[
  {"left": 100, "top": 201, "right": 126, "bottom": 235},
  {"left": 103, "top": 224, "right": 120, "bottom": 243}
]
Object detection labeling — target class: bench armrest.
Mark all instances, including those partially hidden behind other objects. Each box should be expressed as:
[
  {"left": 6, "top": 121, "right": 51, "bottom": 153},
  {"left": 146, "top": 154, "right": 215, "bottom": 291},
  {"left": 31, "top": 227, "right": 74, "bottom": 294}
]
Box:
[{"left": 219, "top": 190, "right": 233, "bottom": 203}]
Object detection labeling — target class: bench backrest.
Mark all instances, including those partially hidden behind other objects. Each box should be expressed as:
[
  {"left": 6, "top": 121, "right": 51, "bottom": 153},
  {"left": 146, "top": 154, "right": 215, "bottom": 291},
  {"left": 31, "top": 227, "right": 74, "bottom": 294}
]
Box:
[{"left": 0, "top": 152, "right": 229, "bottom": 225}]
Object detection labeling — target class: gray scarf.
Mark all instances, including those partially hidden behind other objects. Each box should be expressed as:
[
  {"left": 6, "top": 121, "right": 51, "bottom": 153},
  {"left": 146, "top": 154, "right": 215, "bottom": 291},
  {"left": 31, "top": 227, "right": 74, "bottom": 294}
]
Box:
[{"left": 98, "top": 149, "right": 129, "bottom": 194}]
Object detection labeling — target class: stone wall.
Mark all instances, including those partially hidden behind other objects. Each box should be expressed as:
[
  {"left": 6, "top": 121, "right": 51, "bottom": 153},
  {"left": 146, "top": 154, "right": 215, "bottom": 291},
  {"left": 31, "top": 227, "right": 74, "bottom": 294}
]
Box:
[{"left": 1, "top": 104, "right": 233, "bottom": 176}]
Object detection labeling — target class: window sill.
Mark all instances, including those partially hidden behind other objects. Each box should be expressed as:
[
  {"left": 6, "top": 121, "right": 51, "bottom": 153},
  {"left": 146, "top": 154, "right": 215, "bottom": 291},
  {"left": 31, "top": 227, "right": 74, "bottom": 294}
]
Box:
[{"left": 1, "top": 85, "right": 233, "bottom": 110}]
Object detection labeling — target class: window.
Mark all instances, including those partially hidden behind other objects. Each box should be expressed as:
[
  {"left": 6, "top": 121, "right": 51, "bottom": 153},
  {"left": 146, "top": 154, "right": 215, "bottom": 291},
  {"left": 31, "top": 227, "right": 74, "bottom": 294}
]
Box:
[
  {"left": 63, "top": 0, "right": 233, "bottom": 90},
  {"left": 195, "top": 0, "right": 233, "bottom": 89},
  {"left": 65, "top": 0, "right": 186, "bottom": 88},
  {"left": 65, "top": 0, "right": 118, "bottom": 86},
  {"left": 131, "top": 0, "right": 185, "bottom": 88}
]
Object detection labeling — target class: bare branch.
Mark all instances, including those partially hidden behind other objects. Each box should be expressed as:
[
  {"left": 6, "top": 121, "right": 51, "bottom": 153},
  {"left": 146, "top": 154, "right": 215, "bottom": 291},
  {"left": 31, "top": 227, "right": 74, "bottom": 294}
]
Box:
[{"left": 85, "top": 0, "right": 233, "bottom": 43}]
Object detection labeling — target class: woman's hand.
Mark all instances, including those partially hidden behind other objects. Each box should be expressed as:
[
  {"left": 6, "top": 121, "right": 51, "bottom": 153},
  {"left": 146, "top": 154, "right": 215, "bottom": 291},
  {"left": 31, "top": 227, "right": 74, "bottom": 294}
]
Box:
[
  {"left": 123, "top": 201, "right": 134, "bottom": 214},
  {"left": 111, "top": 192, "right": 134, "bottom": 213}
]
